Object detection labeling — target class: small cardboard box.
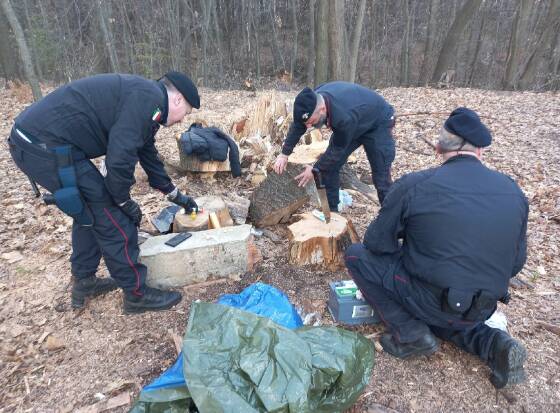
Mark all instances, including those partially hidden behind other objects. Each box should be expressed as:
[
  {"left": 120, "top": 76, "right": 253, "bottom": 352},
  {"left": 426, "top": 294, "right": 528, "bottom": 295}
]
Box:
[{"left": 327, "top": 280, "right": 380, "bottom": 325}]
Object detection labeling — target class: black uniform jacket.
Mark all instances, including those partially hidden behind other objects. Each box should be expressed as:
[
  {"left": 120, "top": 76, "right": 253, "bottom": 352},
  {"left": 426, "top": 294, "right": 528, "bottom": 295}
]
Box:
[
  {"left": 364, "top": 155, "right": 528, "bottom": 300},
  {"left": 281, "top": 81, "right": 394, "bottom": 170},
  {"left": 179, "top": 124, "right": 241, "bottom": 177},
  {"left": 15, "top": 74, "right": 173, "bottom": 205}
]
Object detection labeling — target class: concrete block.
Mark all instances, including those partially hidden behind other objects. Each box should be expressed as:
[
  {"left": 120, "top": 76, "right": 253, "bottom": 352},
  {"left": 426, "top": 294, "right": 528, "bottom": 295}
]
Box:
[{"left": 139, "top": 224, "right": 254, "bottom": 288}]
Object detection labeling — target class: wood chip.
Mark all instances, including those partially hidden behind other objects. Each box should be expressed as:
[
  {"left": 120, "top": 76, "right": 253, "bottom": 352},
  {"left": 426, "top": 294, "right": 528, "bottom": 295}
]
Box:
[
  {"left": 45, "top": 335, "right": 65, "bottom": 351},
  {"left": 537, "top": 321, "right": 560, "bottom": 336},
  {"left": 167, "top": 329, "right": 183, "bottom": 355},
  {"left": 74, "top": 392, "right": 131, "bottom": 413}
]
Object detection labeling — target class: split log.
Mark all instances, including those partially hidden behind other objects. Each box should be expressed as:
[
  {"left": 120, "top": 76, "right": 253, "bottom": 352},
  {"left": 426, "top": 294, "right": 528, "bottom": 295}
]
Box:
[
  {"left": 340, "top": 164, "right": 378, "bottom": 203},
  {"left": 249, "top": 163, "right": 317, "bottom": 227},
  {"left": 174, "top": 196, "right": 233, "bottom": 232},
  {"left": 223, "top": 193, "right": 251, "bottom": 225},
  {"left": 289, "top": 140, "right": 357, "bottom": 164},
  {"left": 287, "top": 212, "right": 359, "bottom": 270}
]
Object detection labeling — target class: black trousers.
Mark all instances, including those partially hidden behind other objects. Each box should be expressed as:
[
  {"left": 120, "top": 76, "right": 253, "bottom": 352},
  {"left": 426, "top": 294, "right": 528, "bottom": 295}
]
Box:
[
  {"left": 322, "top": 116, "right": 395, "bottom": 210},
  {"left": 8, "top": 131, "right": 146, "bottom": 295},
  {"left": 344, "top": 243, "right": 500, "bottom": 362}
]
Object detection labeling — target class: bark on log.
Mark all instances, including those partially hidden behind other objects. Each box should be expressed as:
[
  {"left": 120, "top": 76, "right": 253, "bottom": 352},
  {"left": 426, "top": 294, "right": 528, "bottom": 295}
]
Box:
[
  {"left": 249, "top": 163, "right": 316, "bottom": 227},
  {"left": 340, "top": 164, "right": 377, "bottom": 203},
  {"left": 288, "top": 212, "right": 359, "bottom": 270},
  {"left": 174, "top": 196, "right": 233, "bottom": 232}
]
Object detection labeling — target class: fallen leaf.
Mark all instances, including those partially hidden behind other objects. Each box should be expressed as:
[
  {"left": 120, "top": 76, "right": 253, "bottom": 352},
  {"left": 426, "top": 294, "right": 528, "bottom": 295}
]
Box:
[{"left": 537, "top": 265, "right": 547, "bottom": 276}]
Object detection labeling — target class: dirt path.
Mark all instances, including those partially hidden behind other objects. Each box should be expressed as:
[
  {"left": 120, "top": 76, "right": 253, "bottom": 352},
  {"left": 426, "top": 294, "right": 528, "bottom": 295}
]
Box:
[{"left": 1, "top": 85, "right": 559, "bottom": 412}]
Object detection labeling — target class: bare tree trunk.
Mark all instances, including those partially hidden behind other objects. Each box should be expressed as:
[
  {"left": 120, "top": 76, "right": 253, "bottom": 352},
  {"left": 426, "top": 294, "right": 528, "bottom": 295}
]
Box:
[
  {"left": 290, "top": 0, "right": 298, "bottom": 78},
  {"left": 517, "top": 0, "right": 560, "bottom": 90},
  {"left": 97, "top": 0, "right": 120, "bottom": 72},
  {"left": 430, "top": 0, "right": 482, "bottom": 84},
  {"left": 200, "top": 0, "right": 212, "bottom": 85},
  {"left": 1, "top": 0, "right": 42, "bottom": 100},
  {"left": 348, "top": 0, "right": 367, "bottom": 83},
  {"left": 400, "top": 0, "right": 411, "bottom": 85},
  {"left": 314, "top": 0, "right": 329, "bottom": 85},
  {"left": 306, "top": 0, "right": 316, "bottom": 84},
  {"left": 419, "top": 0, "right": 439, "bottom": 85},
  {"left": 269, "top": 3, "right": 286, "bottom": 72},
  {"left": 327, "top": 0, "right": 345, "bottom": 80}
]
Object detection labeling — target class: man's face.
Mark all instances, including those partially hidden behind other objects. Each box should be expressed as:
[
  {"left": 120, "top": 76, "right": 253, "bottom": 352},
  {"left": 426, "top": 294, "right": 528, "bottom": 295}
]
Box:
[
  {"left": 166, "top": 93, "right": 192, "bottom": 126},
  {"left": 304, "top": 105, "right": 327, "bottom": 130}
]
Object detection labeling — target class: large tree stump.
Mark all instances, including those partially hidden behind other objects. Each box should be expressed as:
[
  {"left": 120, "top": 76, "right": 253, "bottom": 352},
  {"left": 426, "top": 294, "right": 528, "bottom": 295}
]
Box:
[
  {"left": 249, "top": 163, "right": 317, "bottom": 227},
  {"left": 174, "top": 196, "right": 234, "bottom": 232},
  {"left": 287, "top": 212, "right": 359, "bottom": 270},
  {"left": 234, "top": 93, "right": 291, "bottom": 144}
]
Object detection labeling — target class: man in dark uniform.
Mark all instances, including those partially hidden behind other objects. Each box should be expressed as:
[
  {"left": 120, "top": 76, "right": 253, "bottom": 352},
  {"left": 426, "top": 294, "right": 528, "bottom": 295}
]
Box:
[
  {"left": 273, "top": 82, "right": 395, "bottom": 210},
  {"left": 8, "top": 71, "right": 200, "bottom": 314},
  {"left": 345, "top": 108, "right": 528, "bottom": 388}
]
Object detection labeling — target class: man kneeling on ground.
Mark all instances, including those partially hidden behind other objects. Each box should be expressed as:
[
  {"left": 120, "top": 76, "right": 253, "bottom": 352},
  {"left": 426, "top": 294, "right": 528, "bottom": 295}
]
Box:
[{"left": 345, "top": 108, "right": 528, "bottom": 388}]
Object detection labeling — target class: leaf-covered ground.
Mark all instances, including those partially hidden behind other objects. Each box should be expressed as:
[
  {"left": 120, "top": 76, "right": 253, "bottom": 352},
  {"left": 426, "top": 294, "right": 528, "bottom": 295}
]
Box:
[{"left": 0, "top": 84, "right": 559, "bottom": 412}]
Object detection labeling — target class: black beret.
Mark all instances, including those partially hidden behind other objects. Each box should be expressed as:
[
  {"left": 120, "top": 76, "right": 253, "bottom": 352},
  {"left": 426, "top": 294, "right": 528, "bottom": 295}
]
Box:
[
  {"left": 444, "top": 107, "right": 491, "bottom": 147},
  {"left": 293, "top": 87, "right": 317, "bottom": 124},
  {"left": 163, "top": 71, "right": 200, "bottom": 109}
]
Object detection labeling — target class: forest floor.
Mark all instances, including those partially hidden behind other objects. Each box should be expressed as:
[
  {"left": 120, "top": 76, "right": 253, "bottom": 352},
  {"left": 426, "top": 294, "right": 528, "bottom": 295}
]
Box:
[{"left": 0, "top": 83, "right": 559, "bottom": 413}]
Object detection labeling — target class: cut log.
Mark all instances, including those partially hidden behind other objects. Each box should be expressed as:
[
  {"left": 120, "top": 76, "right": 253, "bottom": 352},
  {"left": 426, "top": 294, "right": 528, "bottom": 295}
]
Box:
[
  {"left": 140, "top": 225, "right": 255, "bottom": 288},
  {"left": 174, "top": 196, "right": 233, "bottom": 232},
  {"left": 288, "top": 212, "right": 359, "bottom": 270},
  {"left": 249, "top": 163, "right": 317, "bottom": 227},
  {"left": 223, "top": 193, "right": 251, "bottom": 225},
  {"left": 289, "top": 140, "right": 357, "bottom": 164},
  {"left": 340, "top": 164, "right": 377, "bottom": 203}
]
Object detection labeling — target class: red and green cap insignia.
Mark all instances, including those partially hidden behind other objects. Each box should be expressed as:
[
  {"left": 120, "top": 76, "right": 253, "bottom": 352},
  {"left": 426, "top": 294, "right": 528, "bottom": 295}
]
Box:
[{"left": 152, "top": 107, "right": 163, "bottom": 122}]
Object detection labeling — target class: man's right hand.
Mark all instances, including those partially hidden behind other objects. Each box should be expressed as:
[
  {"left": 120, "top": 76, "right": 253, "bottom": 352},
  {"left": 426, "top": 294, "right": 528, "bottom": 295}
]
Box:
[
  {"left": 119, "top": 199, "right": 142, "bottom": 226},
  {"left": 273, "top": 154, "right": 289, "bottom": 174}
]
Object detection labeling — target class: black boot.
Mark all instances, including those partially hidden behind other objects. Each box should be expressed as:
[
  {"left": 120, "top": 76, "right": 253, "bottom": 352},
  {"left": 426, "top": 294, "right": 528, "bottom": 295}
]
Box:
[
  {"left": 123, "top": 287, "right": 182, "bottom": 314},
  {"left": 380, "top": 332, "right": 439, "bottom": 359},
  {"left": 71, "top": 276, "right": 118, "bottom": 309},
  {"left": 488, "top": 330, "right": 526, "bottom": 388}
]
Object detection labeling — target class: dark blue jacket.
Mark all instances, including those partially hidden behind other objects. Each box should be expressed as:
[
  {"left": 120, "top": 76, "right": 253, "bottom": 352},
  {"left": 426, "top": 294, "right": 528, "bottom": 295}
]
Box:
[
  {"left": 179, "top": 124, "right": 241, "bottom": 177},
  {"left": 364, "top": 155, "right": 528, "bottom": 299},
  {"left": 282, "top": 81, "right": 394, "bottom": 170},
  {"left": 14, "top": 74, "right": 174, "bottom": 204}
]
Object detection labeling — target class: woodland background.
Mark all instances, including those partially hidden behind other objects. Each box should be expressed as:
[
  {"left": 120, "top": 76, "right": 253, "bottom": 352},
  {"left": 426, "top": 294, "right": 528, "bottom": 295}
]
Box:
[{"left": 1, "top": 0, "right": 560, "bottom": 101}]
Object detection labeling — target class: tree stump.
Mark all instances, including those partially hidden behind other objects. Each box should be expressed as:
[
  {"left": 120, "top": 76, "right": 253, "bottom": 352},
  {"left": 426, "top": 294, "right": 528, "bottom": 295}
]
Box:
[
  {"left": 174, "top": 196, "right": 234, "bottom": 232},
  {"left": 235, "top": 92, "right": 291, "bottom": 144},
  {"left": 249, "top": 163, "right": 317, "bottom": 227},
  {"left": 287, "top": 212, "right": 359, "bottom": 270},
  {"left": 175, "top": 134, "right": 231, "bottom": 179}
]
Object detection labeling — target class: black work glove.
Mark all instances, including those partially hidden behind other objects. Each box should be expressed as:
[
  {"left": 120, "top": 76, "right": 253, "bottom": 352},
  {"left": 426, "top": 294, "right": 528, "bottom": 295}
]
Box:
[
  {"left": 168, "top": 189, "right": 198, "bottom": 213},
  {"left": 119, "top": 199, "right": 142, "bottom": 226}
]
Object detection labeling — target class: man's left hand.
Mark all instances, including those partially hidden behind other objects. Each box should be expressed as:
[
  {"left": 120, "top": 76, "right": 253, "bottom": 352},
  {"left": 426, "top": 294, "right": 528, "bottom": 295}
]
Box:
[
  {"left": 168, "top": 189, "right": 198, "bottom": 213},
  {"left": 294, "top": 165, "right": 314, "bottom": 187}
]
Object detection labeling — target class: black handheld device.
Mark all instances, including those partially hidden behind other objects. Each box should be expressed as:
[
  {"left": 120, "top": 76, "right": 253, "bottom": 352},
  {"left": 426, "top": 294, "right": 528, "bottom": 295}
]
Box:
[{"left": 165, "top": 232, "right": 192, "bottom": 247}]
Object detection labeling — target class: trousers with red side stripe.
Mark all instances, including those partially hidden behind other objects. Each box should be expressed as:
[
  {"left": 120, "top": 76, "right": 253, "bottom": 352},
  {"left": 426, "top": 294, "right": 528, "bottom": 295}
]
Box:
[
  {"left": 9, "top": 130, "right": 146, "bottom": 296},
  {"left": 344, "top": 243, "right": 501, "bottom": 363}
]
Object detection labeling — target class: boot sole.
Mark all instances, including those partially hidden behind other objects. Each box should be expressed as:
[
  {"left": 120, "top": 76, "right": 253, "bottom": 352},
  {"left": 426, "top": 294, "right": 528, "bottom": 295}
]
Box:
[
  {"left": 123, "top": 295, "right": 182, "bottom": 315},
  {"left": 491, "top": 342, "right": 527, "bottom": 388},
  {"left": 71, "top": 284, "right": 119, "bottom": 309}
]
